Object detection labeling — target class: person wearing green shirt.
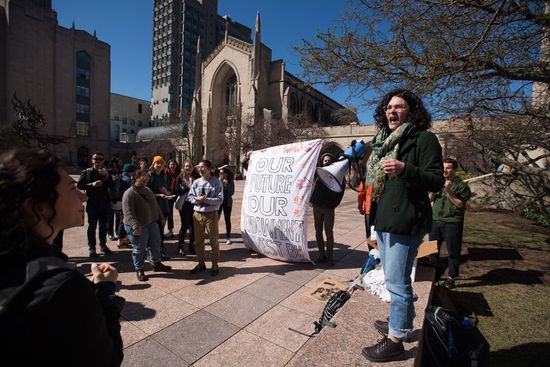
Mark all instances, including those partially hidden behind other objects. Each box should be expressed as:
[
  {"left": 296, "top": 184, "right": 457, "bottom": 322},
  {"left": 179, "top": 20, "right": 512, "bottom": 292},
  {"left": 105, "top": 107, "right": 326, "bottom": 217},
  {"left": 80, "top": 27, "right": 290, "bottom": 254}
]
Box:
[{"left": 429, "top": 158, "right": 471, "bottom": 289}]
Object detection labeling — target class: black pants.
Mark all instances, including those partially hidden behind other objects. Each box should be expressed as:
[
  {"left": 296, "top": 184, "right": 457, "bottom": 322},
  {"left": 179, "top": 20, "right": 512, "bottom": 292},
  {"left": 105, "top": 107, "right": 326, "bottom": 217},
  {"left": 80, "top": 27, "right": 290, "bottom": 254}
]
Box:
[
  {"left": 218, "top": 203, "right": 232, "bottom": 239},
  {"left": 429, "top": 221, "right": 462, "bottom": 278},
  {"left": 178, "top": 201, "right": 195, "bottom": 244}
]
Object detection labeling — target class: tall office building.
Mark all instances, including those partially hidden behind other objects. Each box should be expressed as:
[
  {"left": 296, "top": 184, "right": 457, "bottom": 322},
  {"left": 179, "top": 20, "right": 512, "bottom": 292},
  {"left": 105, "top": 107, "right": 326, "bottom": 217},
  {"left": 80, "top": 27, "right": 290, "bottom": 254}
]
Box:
[{"left": 151, "top": 0, "right": 251, "bottom": 124}]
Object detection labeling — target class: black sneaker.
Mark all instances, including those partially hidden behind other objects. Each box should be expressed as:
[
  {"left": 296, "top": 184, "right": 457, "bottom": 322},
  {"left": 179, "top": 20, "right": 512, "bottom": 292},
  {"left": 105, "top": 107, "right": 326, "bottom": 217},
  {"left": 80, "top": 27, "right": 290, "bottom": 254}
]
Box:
[
  {"left": 101, "top": 247, "right": 114, "bottom": 255},
  {"left": 374, "top": 320, "right": 389, "bottom": 335},
  {"left": 154, "top": 262, "right": 172, "bottom": 272},
  {"left": 211, "top": 265, "right": 219, "bottom": 276},
  {"left": 160, "top": 253, "right": 170, "bottom": 261},
  {"left": 442, "top": 278, "right": 456, "bottom": 289},
  {"left": 190, "top": 263, "right": 206, "bottom": 274},
  {"left": 362, "top": 337, "right": 406, "bottom": 362},
  {"left": 89, "top": 251, "right": 98, "bottom": 258},
  {"left": 136, "top": 269, "right": 148, "bottom": 281}
]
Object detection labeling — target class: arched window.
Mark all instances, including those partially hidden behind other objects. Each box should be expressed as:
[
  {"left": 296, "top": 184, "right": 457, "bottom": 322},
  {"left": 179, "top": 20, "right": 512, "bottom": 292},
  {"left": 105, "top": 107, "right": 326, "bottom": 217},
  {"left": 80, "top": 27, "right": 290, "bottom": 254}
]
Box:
[{"left": 225, "top": 75, "right": 238, "bottom": 127}]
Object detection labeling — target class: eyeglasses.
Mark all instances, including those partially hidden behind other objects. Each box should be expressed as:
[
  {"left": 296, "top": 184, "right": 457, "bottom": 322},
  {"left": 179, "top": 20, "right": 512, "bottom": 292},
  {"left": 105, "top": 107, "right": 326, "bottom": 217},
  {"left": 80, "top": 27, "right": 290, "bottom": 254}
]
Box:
[
  {"left": 92, "top": 157, "right": 104, "bottom": 161},
  {"left": 383, "top": 104, "right": 408, "bottom": 112}
]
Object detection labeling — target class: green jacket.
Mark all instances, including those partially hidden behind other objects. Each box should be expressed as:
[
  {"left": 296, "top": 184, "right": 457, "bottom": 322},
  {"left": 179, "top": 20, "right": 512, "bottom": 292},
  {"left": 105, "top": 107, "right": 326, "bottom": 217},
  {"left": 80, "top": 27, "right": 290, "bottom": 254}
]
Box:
[
  {"left": 432, "top": 177, "right": 471, "bottom": 223},
  {"left": 373, "top": 129, "right": 444, "bottom": 236}
]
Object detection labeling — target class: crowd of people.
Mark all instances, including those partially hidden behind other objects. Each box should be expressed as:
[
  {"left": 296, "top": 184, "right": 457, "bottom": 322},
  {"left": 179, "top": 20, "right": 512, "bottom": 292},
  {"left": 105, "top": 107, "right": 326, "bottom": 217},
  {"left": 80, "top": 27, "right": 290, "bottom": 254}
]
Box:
[{"left": 0, "top": 88, "right": 472, "bottom": 365}]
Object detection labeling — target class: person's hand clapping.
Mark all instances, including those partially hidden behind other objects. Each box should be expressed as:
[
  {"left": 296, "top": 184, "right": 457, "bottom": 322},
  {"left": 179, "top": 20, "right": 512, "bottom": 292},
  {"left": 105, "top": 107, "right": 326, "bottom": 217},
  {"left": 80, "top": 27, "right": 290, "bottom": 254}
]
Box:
[{"left": 91, "top": 263, "right": 118, "bottom": 283}]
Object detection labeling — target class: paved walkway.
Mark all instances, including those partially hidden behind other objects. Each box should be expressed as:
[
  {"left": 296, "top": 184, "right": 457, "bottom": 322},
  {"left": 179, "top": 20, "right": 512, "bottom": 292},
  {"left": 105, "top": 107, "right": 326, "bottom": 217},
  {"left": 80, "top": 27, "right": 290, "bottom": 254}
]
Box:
[{"left": 62, "top": 180, "right": 412, "bottom": 366}]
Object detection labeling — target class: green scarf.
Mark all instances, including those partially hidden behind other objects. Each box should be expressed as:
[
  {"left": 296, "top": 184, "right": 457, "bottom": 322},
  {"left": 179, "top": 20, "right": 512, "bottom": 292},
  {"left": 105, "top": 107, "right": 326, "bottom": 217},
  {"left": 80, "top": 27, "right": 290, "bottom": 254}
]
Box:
[{"left": 365, "top": 122, "right": 411, "bottom": 201}]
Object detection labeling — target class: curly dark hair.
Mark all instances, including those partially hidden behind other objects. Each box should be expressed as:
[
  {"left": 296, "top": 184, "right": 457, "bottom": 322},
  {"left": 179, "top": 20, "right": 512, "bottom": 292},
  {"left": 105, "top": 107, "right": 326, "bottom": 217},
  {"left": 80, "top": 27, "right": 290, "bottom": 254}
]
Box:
[
  {"left": 0, "top": 148, "right": 61, "bottom": 254},
  {"left": 219, "top": 168, "right": 234, "bottom": 182},
  {"left": 373, "top": 89, "right": 432, "bottom": 131}
]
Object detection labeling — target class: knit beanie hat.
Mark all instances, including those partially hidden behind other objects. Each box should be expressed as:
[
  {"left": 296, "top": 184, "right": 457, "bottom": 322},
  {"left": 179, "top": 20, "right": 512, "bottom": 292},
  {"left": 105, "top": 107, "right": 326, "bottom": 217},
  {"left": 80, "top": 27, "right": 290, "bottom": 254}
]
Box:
[
  {"left": 122, "top": 163, "right": 136, "bottom": 172},
  {"left": 152, "top": 155, "right": 165, "bottom": 165}
]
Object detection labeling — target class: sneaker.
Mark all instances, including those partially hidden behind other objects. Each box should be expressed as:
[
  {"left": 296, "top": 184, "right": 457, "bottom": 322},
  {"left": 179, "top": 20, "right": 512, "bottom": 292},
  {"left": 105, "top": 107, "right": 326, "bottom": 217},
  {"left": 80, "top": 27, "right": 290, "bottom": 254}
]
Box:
[
  {"left": 374, "top": 320, "right": 389, "bottom": 335},
  {"left": 166, "top": 230, "right": 174, "bottom": 237},
  {"left": 101, "top": 246, "right": 114, "bottom": 255},
  {"left": 190, "top": 263, "right": 206, "bottom": 274},
  {"left": 226, "top": 239, "right": 232, "bottom": 245},
  {"left": 362, "top": 337, "right": 406, "bottom": 363},
  {"left": 442, "top": 278, "right": 456, "bottom": 289},
  {"left": 153, "top": 262, "right": 172, "bottom": 272},
  {"left": 89, "top": 251, "right": 98, "bottom": 258},
  {"left": 211, "top": 265, "right": 219, "bottom": 276},
  {"left": 136, "top": 269, "right": 148, "bottom": 281}
]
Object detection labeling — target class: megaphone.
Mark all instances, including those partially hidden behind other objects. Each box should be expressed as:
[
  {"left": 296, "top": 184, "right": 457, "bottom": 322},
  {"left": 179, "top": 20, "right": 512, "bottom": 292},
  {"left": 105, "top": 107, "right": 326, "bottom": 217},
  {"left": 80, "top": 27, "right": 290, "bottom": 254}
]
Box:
[
  {"left": 317, "top": 139, "right": 370, "bottom": 193},
  {"left": 316, "top": 159, "right": 348, "bottom": 193}
]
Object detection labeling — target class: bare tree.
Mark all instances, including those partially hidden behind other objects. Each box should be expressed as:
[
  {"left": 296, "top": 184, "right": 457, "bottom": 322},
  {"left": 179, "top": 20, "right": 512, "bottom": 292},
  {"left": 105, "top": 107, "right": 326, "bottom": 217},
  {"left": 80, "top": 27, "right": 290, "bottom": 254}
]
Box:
[
  {"left": 0, "top": 94, "right": 67, "bottom": 151},
  {"left": 296, "top": 0, "right": 550, "bottom": 212},
  {"left": 331, "top": 106, "right": 358, "bottom": 125}
]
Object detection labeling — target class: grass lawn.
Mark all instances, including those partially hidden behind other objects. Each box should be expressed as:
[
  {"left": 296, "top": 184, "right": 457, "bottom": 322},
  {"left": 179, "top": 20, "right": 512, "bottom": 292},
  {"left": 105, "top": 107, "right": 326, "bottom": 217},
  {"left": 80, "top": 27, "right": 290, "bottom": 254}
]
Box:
[{"left": 445, "top": 211, "right": 550, "bottom": 366}]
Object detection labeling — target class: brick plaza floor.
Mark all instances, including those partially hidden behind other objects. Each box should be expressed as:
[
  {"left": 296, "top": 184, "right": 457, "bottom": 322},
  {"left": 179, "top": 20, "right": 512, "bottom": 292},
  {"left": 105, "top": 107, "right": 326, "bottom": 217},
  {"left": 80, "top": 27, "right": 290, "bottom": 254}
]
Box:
[{"left": 62, "top": 179, "right": 388, "bottom": 366}]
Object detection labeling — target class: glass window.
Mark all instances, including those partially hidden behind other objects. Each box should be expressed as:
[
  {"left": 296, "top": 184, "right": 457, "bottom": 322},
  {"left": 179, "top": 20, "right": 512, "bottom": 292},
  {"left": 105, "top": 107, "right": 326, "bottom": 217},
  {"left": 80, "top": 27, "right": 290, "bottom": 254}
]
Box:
[
  {"left": 76, "top": 121, "right": 89, "bottom": 136},
  {"left": 76, "top": 103, "right": 90, "bottom": 114},
  {"left": 76, "top": 86, "right": 89, "bottom": 97},
  {"left": 76, "top": 67, "right": 90, "bottom": 80}
]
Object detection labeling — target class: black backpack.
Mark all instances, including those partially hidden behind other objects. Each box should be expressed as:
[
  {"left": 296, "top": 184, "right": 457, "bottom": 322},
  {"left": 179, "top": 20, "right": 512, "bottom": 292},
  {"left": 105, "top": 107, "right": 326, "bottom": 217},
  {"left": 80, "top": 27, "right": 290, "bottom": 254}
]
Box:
[
  {"left": 422, "top": 306, "right": 490, "bottom": 367},
  {"left": 313, "top": 290, "right": 351, "bottom": 334},
  {"left": 108, "top": 174, "right": 127, "bottom": 202}
]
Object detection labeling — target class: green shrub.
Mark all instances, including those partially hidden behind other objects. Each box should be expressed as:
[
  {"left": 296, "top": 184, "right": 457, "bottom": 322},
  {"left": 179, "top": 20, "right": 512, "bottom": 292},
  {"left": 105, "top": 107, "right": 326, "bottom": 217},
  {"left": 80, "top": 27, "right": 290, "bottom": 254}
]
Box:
[
  {"left": 456, "top": 170, "right": 476, "bottom": 180},
  {"left": 522, "top": 207, "right": 550, "bottom": 227}
]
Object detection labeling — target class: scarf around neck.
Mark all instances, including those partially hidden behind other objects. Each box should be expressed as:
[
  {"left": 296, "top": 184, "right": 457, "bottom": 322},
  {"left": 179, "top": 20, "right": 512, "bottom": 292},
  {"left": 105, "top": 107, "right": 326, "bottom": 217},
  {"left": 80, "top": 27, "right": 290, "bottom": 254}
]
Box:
[{"left": 365, "top": 122, "right": 412, "bottom": 201}]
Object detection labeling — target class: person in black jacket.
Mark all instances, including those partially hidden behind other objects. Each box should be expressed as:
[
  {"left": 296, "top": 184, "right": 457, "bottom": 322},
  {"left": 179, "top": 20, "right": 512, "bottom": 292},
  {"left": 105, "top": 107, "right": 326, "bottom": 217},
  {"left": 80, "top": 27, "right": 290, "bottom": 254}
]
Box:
[
  {"left": 77, "top": 152, "right": 115, "bottom": 257},
  {"left": 0, "top": 148, "right": 125, "bottom": 366},
  {"left": 361, "top": 90, "right": 444, "bottom": 363},
  {"left": 309, "top": 152, "right": 345, "bottom": 266}
]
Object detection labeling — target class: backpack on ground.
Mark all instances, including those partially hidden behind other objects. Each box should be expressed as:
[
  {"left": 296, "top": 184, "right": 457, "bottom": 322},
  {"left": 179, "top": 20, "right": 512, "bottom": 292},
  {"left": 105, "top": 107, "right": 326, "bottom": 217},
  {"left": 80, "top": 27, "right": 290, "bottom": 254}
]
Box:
[
  {"left": 313, "top": 289, "right": 352, "bottom": 334},
  {"left": 422, "top": 306, "right": 490, "bottom": 367}
]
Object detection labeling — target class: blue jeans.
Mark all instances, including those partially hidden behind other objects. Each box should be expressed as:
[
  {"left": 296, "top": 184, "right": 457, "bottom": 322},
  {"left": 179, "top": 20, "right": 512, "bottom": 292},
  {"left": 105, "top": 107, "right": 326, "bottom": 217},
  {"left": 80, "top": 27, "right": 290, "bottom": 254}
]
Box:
[
  {"left": 376, "top": 231, "right": 422, "bottom": 339},
  {"left": 125, "top": 222, "right": 161, "bottom": 270}
]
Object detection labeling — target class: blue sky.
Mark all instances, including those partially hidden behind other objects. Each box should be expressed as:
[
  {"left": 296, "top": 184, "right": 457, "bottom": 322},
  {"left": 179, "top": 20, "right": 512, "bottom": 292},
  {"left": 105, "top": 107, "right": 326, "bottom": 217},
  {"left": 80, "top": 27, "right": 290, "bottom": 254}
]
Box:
[{"left": 52, "top": 0, "right": 375, "bottom": 123}]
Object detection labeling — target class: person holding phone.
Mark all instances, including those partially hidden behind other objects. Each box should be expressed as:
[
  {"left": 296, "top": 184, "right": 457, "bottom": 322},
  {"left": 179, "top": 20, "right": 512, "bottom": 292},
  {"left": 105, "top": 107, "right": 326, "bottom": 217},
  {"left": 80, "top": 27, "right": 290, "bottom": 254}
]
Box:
[{"left": 77, "top": 152, "right": 115, "bottom": 258}]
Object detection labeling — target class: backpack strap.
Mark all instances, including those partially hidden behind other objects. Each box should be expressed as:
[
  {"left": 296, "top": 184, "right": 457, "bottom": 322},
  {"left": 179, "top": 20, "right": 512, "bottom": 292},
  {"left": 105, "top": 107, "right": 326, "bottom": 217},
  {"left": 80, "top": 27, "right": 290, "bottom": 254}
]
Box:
[{"left": 0, "top": 257, "right": 73, "bottom": 317}]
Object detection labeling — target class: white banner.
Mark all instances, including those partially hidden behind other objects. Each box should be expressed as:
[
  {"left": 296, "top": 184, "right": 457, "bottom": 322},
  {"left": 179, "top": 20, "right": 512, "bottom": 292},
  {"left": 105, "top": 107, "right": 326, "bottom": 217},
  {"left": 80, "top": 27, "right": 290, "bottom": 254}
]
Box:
[{"left": 240, "top": 139, "right": 322, "bottom": 262}]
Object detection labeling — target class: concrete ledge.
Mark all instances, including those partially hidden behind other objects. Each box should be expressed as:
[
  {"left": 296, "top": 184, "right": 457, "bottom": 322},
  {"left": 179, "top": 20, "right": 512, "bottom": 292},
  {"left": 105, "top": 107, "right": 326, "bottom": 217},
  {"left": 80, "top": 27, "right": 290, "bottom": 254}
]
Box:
[{"left": 288, "top": 265, "right": 435, "bottom": 367}]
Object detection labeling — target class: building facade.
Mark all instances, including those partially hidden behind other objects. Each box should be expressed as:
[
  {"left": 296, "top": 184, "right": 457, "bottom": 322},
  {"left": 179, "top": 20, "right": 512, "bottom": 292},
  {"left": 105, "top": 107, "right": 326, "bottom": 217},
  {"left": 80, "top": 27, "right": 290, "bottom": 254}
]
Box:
[
  {"left": 0, "top": 0, "right": 111, "bottom": 168},
  {"left": 191, "top": 13, "right": 345, "bottom": 167},
  {"left": 151, "top": 0, "right": 251, "bottom": 123},
  {"left": 110, "top": 93, "right": 151, "bottom": 144}
]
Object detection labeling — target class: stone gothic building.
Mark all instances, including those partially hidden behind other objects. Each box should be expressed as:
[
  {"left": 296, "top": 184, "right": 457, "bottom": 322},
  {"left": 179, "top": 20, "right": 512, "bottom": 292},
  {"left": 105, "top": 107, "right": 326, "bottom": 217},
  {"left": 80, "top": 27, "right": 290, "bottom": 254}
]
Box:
[{"left": 189, "top": 13, "right": 345, "bottom": 168}]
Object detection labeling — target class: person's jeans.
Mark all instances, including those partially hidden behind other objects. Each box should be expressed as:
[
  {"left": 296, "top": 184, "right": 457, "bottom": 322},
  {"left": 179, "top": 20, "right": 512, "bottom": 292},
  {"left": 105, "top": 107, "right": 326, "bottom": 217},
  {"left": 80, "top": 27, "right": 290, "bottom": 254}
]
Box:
[
  {"left": 86, "top": 204, "right": 111, "bottom": 252},
  {"left": 376, "top": 231, "right": 422, "bottom": 339},
  {"left": 125, "top": 222, "right": 161, "bottom": 270},
  {"left": 312, "top": 205, "right": 335, "bottom": 259},
  {"left": 193, "top": 211, "right": 220, "bottom": 265}
]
